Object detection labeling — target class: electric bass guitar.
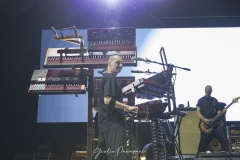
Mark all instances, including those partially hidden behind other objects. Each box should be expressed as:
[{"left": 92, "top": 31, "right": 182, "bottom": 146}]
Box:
[{"left": 199, "top": 96, "right": 240, "bottom": 134}]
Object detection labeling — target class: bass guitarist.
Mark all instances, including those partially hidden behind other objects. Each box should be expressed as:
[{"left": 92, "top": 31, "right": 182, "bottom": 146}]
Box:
[{"left": 196, "top": 85, "right": 229, "bottom": 156}]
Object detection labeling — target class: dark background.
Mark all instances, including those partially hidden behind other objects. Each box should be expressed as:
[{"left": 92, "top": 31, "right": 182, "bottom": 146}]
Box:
[{"left": 1, "top": 0, "right": 240, "bottom": 159}]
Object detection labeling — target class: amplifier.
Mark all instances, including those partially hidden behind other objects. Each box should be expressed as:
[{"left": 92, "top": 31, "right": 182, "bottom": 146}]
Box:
[
  {"left": 229, "top": 126, "right": 240, "bottom": 135},
  {"left": 227, "top": 125, "right": 240, "bottom": 152}
]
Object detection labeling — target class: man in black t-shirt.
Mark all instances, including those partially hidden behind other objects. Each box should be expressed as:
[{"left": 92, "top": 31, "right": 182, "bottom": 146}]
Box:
[
  {"left": 196, "top": 85, "right": 228, "bottom": 156},
  {"left": 94, "top": 54, "right": 138, "bottom": 160}
]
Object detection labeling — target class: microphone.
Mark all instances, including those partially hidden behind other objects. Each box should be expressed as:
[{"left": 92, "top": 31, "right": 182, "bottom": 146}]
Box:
[
  {"left": 97, "top": 70, "right": 106, "bottom": 75},
  {"left": 131, "top": 57, "right": 145, "bottom": 61}
]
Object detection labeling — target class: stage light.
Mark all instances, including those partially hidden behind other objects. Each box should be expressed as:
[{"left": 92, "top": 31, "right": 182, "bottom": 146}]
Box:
[
  {"left": 106, "top": 0, "right": 117, "bottom": 3},
  {"left": 106, "top": 0, "right": 118, "bottom": 9}
]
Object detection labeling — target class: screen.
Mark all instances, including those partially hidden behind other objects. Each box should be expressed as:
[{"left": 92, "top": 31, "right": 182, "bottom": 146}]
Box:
[{"left": 38, "top": 28, "right": 240, "bottom": 122}]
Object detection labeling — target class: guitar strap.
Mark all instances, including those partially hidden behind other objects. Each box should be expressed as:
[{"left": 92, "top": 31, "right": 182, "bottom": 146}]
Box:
[
  {"left": 208, "top": 97, "right": 217, "bottom": 115},
  {"left": 210, "top": 98, "right": 222, "bottom": 127}
]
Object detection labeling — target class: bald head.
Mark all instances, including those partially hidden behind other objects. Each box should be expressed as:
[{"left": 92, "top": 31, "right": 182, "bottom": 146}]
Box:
[
  {"left": 205, "top": 85, "right": 212, "bottom": 90},
  {"left": 205, "top": 85, "right": 212, "bottom": 98},
  {"left": 107, "top": 54, "right": 123, "bottom": 76},
  {"left": 108, "top": 54, "right": 121, "bottom": 62}
]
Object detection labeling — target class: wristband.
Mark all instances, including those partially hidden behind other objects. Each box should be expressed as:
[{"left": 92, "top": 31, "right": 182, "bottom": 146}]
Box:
[
  {"left": 109, "top": 98, "right": 116, "bottom": 106},
  {"left": 107, "top": 98, "right": 116, "bottom": 113}
]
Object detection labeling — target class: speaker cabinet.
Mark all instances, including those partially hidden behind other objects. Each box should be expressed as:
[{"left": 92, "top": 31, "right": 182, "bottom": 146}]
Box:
[
  {"left": 175, "top": 108, "right": 200, "bottom": 155},
  {"left": 207, "top": 138, "right": 221, "bottom": 151}
]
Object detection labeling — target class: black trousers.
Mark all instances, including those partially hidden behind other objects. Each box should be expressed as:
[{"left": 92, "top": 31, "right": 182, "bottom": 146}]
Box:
[
  {"left": 93, "top": 126, "right": 127, "bottom": 160},
  {"left": 197, "top": 124, "right": 229, "bottom": 153}
]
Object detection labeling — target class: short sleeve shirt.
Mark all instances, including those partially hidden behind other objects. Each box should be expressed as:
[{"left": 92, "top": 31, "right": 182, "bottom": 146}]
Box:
[
  {"left": 98, "top": 73, "right": 127, "bottom": 132},
  {"left": 196, "top": 96, "right": 219, "bottom": 118}
]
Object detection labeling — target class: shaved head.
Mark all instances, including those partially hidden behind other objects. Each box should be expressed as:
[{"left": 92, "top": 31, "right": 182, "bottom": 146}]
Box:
[
  {"left": 107, "top": 54, "right": 123, "bottom": 76},
  {"left": 205, "top": 85, "right": 212, "bottom": 90},
  {"left": 108, "top": 54, "right": 121, "bottom": 62},
  {"left": 205, "top": 85, "right": 212, "bottom": 98}
]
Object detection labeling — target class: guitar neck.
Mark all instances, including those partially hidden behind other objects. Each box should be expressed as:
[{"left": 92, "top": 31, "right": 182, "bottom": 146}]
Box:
[{"left": 211, "top": 101, "right": 234, "bottom": 123}]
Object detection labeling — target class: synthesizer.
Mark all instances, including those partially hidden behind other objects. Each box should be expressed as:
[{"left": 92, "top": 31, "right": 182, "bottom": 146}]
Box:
[
  {"left": 43, "top": 48, "right": 137, "bottom": 68},
  {"left": 28, "top": 69, "right": 87, "bottom": 95},
  {"left": 122, "top": 70, "right": 173, "bottom": 99},
  {"left": 136, "top": 101, "right": 187, "bottom": 120},
  {"left": 87, "top": 27, "right": 136, "bottom": 52},
  {"left": 137, "top": 100, "right": 168, "bottom": 120}
]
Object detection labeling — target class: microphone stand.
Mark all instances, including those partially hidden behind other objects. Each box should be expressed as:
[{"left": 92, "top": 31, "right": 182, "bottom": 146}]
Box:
[
  {"left": 134, "top": 57, "right": 190, "bottom": 72},
  {"left": 143, "top": 58, "right": 166, "bottom": 66},
  {"left": 167, "top": 64, "right": 190, "bottom": 72},
  {"left": 131, "top": 69, "right": 158, "bottom": 74},
  {"left": 144, "top": 58, "right": 191, "bottom": 72}
]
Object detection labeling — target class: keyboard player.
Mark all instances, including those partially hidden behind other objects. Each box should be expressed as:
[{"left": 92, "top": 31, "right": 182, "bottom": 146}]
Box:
[{"left": 94, "top": 54, "right": 138, "bottom": 160}]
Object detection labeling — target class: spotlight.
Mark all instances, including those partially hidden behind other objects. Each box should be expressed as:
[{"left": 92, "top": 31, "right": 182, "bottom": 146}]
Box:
[{"left": 106, "top": 0, "right": 117, "bottom": 9}]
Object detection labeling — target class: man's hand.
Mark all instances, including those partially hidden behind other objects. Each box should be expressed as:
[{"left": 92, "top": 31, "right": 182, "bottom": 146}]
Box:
[
  {"left": 204, "top": 118, "right": 210, "bottom": 124},
  {"left": 125, "top": 106, "right": 138, "bottom": 114}
]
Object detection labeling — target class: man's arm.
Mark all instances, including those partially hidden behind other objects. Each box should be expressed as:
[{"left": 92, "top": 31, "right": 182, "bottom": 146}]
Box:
[
  {"left": 196, "top": 107, "right": 210, "bottom": 124},
  {"left": 104, "top": 96, "right": 137, "bottom": 113}
]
